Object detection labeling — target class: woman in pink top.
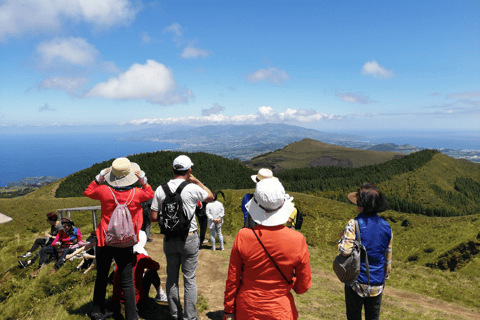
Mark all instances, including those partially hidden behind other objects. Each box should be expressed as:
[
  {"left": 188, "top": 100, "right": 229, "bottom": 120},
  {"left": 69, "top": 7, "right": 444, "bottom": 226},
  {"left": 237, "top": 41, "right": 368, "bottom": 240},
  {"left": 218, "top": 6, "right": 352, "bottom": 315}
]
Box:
[
  {"left": 84, "top": 157, "right": 153, "bottom": 320},
  {"left": 223, "top": 178, "right": 311, "bottom": 320}
]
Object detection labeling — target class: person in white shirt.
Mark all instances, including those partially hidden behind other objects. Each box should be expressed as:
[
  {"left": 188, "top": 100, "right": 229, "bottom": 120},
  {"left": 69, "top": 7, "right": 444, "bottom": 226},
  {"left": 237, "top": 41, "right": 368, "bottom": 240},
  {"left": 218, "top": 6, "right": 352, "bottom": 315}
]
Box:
[
  {"left": 150, "top": 155, "right": 214, "bottom": 320},
  {"left": 206, "top": 194, "right": 225, "bottom": 251}
]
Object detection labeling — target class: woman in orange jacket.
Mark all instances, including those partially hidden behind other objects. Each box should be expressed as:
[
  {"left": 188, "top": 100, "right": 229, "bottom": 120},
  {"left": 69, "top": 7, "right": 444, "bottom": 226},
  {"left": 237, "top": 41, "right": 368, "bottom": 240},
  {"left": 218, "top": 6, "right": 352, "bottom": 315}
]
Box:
[{"left": 223, "top": 178, "right": 311, "bottom": 320}]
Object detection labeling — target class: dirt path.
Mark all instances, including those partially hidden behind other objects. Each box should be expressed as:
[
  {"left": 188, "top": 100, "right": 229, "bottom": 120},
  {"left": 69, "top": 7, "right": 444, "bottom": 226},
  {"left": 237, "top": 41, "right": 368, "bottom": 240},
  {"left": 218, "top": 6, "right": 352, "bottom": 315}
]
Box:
[{"left": 145, "top": 233, "right": 480, "bottom": 320}]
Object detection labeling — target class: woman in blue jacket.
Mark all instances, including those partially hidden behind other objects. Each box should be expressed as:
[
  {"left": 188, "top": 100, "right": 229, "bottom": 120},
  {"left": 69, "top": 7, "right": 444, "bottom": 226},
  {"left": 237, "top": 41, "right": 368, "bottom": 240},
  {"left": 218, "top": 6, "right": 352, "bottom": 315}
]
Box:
[{"left": 338, "top": 183, "right": 393, "bottom": 320}]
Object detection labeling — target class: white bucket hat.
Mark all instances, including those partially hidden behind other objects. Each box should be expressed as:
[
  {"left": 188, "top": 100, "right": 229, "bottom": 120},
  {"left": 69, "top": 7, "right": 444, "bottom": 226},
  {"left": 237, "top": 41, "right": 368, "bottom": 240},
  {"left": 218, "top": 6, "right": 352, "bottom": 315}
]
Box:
[
  {"left": 245, "top": 178, "right": 294, "bottom": 226},
  {"left": 251, "top": 168, "right": 274, "bottom": 183},
  {"left": 105, "top": 157, "right": 140, "bottom": 187},
  {"left": 133, "top": 231, "right": 148, "bottom": 256}
]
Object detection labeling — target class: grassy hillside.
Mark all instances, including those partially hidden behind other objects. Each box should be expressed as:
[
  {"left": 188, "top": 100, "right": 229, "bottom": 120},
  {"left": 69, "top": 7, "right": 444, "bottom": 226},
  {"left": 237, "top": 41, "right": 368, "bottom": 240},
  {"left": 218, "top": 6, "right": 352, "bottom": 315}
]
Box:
[
  {"left": 276, "top": 150, "right": 480, "bottom": 218},
  {"left": 0, "top": 183, "right": 479, "bottom": 319},
  {"left": 245, "top": 138, "right": 403, "bottom": 170},
  {"left": 56, "top": 151, "right": 256, "bottom": 198}
]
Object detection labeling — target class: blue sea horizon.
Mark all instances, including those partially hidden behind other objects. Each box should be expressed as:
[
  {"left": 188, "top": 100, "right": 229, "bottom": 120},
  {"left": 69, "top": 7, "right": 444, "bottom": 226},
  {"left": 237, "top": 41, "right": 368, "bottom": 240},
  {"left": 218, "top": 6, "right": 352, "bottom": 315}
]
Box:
[
  {"left": 2, "top": 130, "right": 479, "bottom": 187},
  {"left": 0, "top": 133, "right": 179, "bottom": 187}
]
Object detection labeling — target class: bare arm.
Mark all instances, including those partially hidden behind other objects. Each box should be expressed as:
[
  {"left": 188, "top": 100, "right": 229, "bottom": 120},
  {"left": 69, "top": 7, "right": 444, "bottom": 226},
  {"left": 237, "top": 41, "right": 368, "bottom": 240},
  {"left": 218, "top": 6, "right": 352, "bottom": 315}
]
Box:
[
  {"left": 188, "top": 174, "right": 214, "bottom": 202},
  {"left": 151, "top": 210, "right": 159, "bottom": 222}
]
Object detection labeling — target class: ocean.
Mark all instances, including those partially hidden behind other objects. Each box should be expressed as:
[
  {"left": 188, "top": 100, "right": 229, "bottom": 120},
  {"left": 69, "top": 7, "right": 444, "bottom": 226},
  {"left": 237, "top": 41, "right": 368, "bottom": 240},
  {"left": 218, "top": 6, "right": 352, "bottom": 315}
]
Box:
[
  {"left": 0, "top": 133, "right": 178, "bottom": 187},
  {"left": 2, "top": 130, "right": 479, "bottom": 187}
]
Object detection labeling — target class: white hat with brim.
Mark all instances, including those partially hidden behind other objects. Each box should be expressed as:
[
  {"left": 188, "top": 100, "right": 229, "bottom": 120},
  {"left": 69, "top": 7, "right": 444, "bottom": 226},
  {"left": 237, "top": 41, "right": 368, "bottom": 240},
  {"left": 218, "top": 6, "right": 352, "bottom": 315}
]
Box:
[
  {"left": 133, "top": 231, "right": 148, "bottom": 256},
  {"left": 105, "top": 157, "right": 140, "bottom": 187},
  {"left": 245, "top": 178, "right": 294, "bottom": 227},
  {"left": 173, "top": 155, "right": 194, "bottom": 171},
  {"left": 251, "top": 168, "right": 274, "bottom": 183}
]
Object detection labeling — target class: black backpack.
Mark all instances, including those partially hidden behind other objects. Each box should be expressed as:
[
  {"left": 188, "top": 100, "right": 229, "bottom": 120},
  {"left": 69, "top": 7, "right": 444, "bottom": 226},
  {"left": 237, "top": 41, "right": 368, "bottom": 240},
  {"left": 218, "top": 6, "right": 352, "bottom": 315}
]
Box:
[
  {"left": 294, "top": 206, "right": 304, "bottom": 230},
  {"left": 159, "top": 181, "right": 193, "bottom": 239}
]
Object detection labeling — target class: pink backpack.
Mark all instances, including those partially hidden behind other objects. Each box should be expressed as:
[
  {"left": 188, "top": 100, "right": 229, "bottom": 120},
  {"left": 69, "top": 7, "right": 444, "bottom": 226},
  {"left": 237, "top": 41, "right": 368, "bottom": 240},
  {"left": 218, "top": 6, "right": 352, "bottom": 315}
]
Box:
[{"left": 105, "top": 188, "right": 138, "bottom": 247}]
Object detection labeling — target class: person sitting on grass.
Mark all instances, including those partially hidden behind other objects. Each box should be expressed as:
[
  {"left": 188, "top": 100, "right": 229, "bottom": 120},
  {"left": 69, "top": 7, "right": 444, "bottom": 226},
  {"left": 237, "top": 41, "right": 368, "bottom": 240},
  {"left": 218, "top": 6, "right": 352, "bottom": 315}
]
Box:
[
  {"left": 30, "top": 217, "right": 83, "bottom": 277},
  {"left": 18, "top": 212, "right": 63, "bottom": 269},
  {"left": 111, "top": 231, "right": 167, "bottom": 316},
  {"left": 65, "top": 232, "right": 97, "bottom": 274}
]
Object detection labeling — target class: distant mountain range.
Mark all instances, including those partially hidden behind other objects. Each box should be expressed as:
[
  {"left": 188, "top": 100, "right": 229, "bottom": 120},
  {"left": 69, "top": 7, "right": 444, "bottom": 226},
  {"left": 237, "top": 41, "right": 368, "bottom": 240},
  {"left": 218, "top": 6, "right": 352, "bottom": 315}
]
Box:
[
  {"left": 6, "top": 176, "right": 59, "bottom": 188},
  {"left": 121, "top": 124, "right": 480, "bottom": 162}
]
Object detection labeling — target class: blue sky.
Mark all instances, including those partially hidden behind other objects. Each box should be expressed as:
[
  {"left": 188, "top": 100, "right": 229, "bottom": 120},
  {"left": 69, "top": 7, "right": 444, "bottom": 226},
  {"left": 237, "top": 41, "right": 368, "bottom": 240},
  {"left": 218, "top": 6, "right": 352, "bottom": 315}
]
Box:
[{"left": 1, "top": 0, "right": 479, "bottom": 133}]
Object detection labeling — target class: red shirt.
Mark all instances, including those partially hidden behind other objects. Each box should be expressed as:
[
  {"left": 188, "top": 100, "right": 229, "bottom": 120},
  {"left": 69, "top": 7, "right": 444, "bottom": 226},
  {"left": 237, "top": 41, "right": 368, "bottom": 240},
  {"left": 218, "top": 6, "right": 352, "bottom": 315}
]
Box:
[
  {"left": 112, "top": 253, "right": 160, "bottom": 303},
  {"left": 84, "top": 181, "right": 154, "bottom": 247},
  {"left": 224, "top": 225, "right": 311, "bottom": 320}
]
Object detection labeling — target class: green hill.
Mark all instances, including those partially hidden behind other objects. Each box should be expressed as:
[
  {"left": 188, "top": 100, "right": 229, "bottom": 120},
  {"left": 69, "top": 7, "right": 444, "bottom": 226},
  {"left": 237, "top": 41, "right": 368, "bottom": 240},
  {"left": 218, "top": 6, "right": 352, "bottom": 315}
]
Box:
[
  {"left": 0, "top": 181, "right": 479, "bottom": 319},
  {"left": 244, "top": 138, "right": 403, "bottom": 171},
  {"left": 56, "top": 151, "right": 256, "bottom": 198},
  {"left": 1, "top": 148, "right": 480, "bottom": 319}
]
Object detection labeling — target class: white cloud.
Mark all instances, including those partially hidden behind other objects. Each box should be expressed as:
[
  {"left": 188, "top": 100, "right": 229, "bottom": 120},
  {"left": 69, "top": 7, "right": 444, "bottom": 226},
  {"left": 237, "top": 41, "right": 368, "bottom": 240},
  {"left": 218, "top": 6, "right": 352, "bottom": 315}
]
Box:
[
  {"left": 39, "top": 103, "right": 56, "bottom": 112},
  {"left": 163, "top": 22, "right": 184, "bottom": 46},
  {"left": 446, "top": 91, "right": 480, "bottom": 99},
  {"left": 181, "top": 45, "right": 213, "bottom": 59},
  {"left": 38, "top": 76, "right": 88, "bottom": 94},
  {"left": 129, "top": 106, "right": 340, "bottom": 125},
  {"left": 85, "top": 59, "right": 194, "bottom": 105},
  {"left": 37, "top": 37, "right": 98, "bottom": 66},
  {"left": 0, "top": 0, "right": 139, "bottom": 41},
  {"left": 246, "top": 67, "right": 291, "bottom": 84},
  {"left": 140, "top": 31, "right": 152, "bottom": 44},
  {"left": 336, "top": 92, "right": 375, "bottom": 104},
  {"left": 202, "top": 103, "right": 225, "bottom": 116},
  {"left": 361, "top": 60, "right": 395, "bottom": 79}
]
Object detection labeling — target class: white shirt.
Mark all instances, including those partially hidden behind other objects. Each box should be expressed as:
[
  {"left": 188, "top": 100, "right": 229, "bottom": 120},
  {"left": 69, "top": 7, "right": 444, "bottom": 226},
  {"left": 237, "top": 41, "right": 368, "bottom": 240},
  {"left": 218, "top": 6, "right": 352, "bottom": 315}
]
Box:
[
  {"left": 151, "top": 178, "right": 208, "bottom": 233},
  {"left": 206, "top": 200, "right": 225, "bottom": 229}
]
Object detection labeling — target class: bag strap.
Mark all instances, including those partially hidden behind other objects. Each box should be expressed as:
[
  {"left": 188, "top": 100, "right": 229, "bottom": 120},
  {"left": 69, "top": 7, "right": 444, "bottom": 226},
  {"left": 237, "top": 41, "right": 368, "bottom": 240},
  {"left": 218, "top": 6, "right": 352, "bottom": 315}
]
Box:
[
  {"left": 108, "top": 187, "right": 135, "bottom": 206},
  {"left": 251, "top": 228, "right": 293, "bottom": 285},
  {"left": 354, "top": 219, "right": 370, "bottom": 286},
  {"left": 161, "top": 180, "right": 190, "bottom": 197}
]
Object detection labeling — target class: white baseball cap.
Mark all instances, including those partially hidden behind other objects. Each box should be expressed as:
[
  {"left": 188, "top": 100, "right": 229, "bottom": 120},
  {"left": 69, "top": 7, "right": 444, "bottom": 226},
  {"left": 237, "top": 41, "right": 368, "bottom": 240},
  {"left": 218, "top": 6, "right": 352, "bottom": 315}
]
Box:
[{"left": 173, "top": 155, "right": 194, "bottom": 171}]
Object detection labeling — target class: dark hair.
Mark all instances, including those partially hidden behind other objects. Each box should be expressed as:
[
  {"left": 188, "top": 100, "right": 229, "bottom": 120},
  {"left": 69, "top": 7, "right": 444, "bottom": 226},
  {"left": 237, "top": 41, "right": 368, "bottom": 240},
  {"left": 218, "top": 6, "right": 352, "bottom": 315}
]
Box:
[
  {"left": 61, "top": 217, "right": 74, "bottom": 226},
  {"left": 356, "top": 183, "right": 387, "bottom": 215},
  {"left": 47, "top": 212, "right": 58, "bottom": 221},
  {"left": 173, "top": 168, "right": 189, "bottom": 176}
]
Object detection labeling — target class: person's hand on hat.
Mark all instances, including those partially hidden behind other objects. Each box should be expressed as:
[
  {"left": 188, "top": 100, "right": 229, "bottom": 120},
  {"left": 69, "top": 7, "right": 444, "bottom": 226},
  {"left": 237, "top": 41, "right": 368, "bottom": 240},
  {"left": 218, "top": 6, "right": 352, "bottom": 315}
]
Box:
[
  {"left": 95, "top": 168, "right": 111, "bottom": 184},
  {"left": 135, "top": 170, "right": 148, "bottom": 186}
]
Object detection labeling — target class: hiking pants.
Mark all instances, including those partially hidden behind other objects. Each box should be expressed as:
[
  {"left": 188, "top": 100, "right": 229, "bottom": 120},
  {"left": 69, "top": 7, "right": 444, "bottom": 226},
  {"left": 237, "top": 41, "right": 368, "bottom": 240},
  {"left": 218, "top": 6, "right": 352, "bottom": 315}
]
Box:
[
  {"left": 197, "top": 215, "right": 208, "bottom": 246},
  {"left": 38, "top": 246, "right": 57, "bottom": 268},
  {"left": 93, "top": 246, "right": 137, "bottom": 320},
  {"left": 142, "top": 269, "right": 161, "bottom": 299},
  {"left": 345, "top": 285, "right": 383, "bottom": 320},
  {"left": 163, "top": 232, "right": 199, "bottom": 320},
  {"left": 209, "top": 223, "right": 224, "bottom": 250},
  {"left": 29, "top": 237, "right": 50, "bottom": 253}
]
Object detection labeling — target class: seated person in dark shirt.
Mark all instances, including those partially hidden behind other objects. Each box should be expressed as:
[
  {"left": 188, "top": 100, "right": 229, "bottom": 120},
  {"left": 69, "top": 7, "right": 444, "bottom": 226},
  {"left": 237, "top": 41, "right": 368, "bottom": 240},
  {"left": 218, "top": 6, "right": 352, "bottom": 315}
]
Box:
[{"left": 18, "top": 212, "right": 63, "bottom": 268}]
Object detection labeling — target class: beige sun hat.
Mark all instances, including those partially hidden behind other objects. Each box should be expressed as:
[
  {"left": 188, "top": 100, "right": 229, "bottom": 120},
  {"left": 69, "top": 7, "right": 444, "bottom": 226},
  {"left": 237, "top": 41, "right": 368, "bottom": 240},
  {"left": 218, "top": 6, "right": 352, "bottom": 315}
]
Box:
[
  {"left": 347, "top": 192, "right": 358, "bottom": 205},
  {"left": 245, "top": 178, "right": 294, "bottom": 226},
  {"left": 105, "top": 157, "right": 140, "bottom": 187},
  {"left": 251, "top": 168, "right": 274, "bottom": 183}
]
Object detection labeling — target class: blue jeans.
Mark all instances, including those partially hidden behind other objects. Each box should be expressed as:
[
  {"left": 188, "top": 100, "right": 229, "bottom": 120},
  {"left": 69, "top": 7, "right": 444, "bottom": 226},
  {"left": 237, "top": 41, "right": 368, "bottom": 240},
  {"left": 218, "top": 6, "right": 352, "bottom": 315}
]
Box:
[
  {"left": 93, "top": 246, "right": 137, "bottom": 320},
  {"left": 163, "top": 232, "right": 199, "bottom": 320}
]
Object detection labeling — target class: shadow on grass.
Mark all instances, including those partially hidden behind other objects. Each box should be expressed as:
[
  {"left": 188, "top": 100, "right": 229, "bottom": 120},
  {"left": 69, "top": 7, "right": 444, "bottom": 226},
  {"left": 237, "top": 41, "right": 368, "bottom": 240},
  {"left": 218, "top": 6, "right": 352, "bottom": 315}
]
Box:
[
  {"left": 206, "top": 310, "right": 224, "bottom": 320},
  {"left": 69, "top": 298, "right": 171, "bottom": 320}
]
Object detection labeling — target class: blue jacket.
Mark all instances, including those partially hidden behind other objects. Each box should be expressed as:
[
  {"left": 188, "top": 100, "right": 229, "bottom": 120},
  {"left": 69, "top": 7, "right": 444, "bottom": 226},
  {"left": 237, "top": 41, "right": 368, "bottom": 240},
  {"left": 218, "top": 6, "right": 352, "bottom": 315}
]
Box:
[{"left": 356, "top": 213, "right": 392, "bottom": 286}]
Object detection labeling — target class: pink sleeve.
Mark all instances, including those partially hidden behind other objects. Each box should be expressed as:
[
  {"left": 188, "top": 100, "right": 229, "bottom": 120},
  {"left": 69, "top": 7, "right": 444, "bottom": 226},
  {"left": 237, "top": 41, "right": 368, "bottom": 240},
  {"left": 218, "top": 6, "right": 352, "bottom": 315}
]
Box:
[
  {"left": 223, "top": 233, "right": 243, "bottom": 314},
  {"left": 52, "top": 231, "right": 61, "bottom": 246}
]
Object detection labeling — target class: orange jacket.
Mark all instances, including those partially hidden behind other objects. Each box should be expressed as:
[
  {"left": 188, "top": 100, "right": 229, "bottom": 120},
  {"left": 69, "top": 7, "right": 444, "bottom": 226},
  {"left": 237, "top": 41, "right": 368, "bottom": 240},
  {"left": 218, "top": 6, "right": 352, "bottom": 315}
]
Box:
[{"left": 224, "top": 225, "right": 311, "bottom": 320}]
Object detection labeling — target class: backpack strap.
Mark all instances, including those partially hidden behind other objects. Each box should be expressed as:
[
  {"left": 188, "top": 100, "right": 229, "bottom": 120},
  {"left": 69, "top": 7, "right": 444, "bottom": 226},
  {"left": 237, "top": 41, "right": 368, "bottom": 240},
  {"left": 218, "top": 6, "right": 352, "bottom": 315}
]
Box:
[
  {"left": 354, "top": 219, "right": 370, "bottom": 286},
  {"left": 251, "top": 228, "right": 293, "bottom": 285},
  {"left": 108, "top": 187, "right": 135, "bottom": 206}
]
